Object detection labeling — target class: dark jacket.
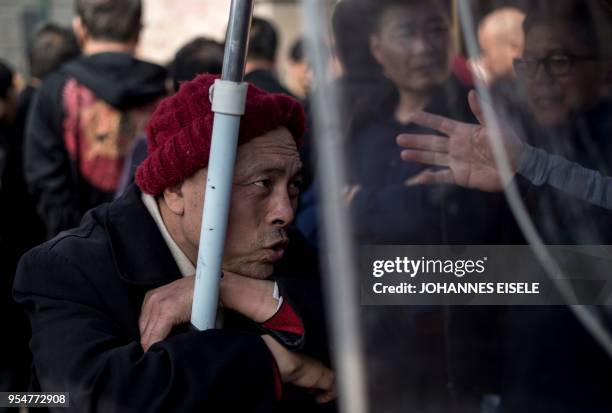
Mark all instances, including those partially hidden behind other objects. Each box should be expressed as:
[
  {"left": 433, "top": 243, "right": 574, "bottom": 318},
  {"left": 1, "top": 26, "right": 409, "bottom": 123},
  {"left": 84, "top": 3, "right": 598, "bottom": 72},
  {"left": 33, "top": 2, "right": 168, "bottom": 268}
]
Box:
[
  {"left": 245, "top": 69, "right": 293, "bottom": 97},
  {"left": 24, "top": 52, "right": 166, "bottom": 239},
  {"left": 349, "top": 77, "right": 512, "bottom": 245},
  {"left": 0, "top": 123, "right": 38, "bottom": 405},
  {"left": 499, "top": 100, "right": 612, "bottom": 412},
  {"left": 13, "top": 184, "right": 332, "bottom": 413}
]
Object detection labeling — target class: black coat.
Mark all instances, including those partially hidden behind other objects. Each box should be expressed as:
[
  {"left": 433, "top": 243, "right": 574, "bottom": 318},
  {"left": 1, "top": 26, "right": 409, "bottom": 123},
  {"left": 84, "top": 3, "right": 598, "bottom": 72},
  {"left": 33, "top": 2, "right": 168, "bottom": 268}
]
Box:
[
  {"left": 24, "top": 53, "right": 167, "bottom": 238},
  {"left": 14, "top": 184, "right": 332, "bottom": 413}
]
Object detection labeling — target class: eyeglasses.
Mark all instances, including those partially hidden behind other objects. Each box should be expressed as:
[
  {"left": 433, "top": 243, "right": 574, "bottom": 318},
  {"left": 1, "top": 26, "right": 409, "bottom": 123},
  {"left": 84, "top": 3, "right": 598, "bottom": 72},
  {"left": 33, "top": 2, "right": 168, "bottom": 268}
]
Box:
[{"left": 513, "top": 54, "right": 597, "bottom": 77}]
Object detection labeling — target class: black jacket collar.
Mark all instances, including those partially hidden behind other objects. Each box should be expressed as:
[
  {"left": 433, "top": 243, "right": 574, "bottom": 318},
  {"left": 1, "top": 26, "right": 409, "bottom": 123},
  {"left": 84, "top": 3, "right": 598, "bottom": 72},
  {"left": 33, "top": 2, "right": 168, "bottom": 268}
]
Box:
[{"left": 104, "top": 184, "right": 182, "bottom": 286}]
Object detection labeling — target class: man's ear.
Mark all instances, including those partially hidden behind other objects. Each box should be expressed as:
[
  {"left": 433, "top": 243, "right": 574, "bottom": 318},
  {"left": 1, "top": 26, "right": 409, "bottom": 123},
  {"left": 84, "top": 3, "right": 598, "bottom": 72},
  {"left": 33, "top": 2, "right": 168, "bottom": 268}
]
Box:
[
  {"left": 72, "top": 17, "right": 87, "bottom": 47},
  {"left": 162, "top": 182, "right": 186, "bottom": 216}
]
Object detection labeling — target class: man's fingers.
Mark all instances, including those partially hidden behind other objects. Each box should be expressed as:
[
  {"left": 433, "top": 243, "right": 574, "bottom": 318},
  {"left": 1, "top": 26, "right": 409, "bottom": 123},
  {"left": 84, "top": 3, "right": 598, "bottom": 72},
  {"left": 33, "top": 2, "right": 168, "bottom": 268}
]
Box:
[
  {"left": 316, "top": 388, "right": 338, "bottom": 404},
  {"left": 409, "top": 110, "right": 459, "bottom": 135},
  {"left": 141, "top": 313, "right": 173, "bottom": 352},
  {"left": 313, "top": 368, "right": 336, "bottom": 403},
  {"left": 405, "top": 169, "right": 455, "bottom": 186},
  {"left": 139, "top": 292, "right": 153, "bottom": 334},
  {"left": 292, "top": 358, "right": 336, "bottom": 393},
  {"left": 397, "top": 134, "right": 449, "bottom": 152},
  {"left": 401, "top": 149, "right": 450, "bottom": 167},
  {"left": 140, "top": 304, "right": 160, "bottom": 351}
]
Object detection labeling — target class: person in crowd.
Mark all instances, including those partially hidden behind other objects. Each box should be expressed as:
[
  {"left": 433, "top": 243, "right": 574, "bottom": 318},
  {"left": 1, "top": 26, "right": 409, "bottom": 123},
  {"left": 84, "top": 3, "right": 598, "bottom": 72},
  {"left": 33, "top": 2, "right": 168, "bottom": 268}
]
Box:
[
  {"left": 477, "top": 7, "right": 525, "bottom": 85},
  {"left": 285, "top": 38, "right": 312, "bottom": 100},
  {"left": 115, "top": 36, "right": 226, "bottom": 198},
  {"left": 169, "top": 36, "right": 224, "bottom": 92},
  {"left": 397, "top": 1, "right": 612, "bottom": 410},
  {"left": 348, "top": 0, "right": 508, "bottom": 245},
  {"left": 245, "top": 16, "right": 294, "bottom": 96},
  {"left": 24, "top": 0, "right": 167, "bottom": 239},
  {"left": 333, "top": 0, "right": 513, "bottom": 411},
  {"left": 0, "top": 61, "right": 32, "bottom": 413},
  {"left": 14, "top": 74, "right": 336, "bottom": 412},
  {"left": 1, "top": 24, "right": 79, "bottom": 408},
  {"left": 294, "top": 0, "right": 384, "bottom": 247},
  {"left": 400, "top": 0, "right": 612, "bottom": 243},
  {"left": 17, "top": 22, "right": 81, "bottom": 132}
]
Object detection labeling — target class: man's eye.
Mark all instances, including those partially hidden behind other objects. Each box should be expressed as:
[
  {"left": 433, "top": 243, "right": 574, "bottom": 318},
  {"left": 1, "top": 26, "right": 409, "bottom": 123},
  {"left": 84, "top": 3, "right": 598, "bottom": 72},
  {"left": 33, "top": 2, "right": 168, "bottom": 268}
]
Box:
[
  {"left": 253, "top": 179, "right": 271, "bottom": 188},
  {"left": 290, "top": 179, "right": 303, "bottom": 189},
  {"left": 288, "top": 180, "right": 302, "bottom": 198}
]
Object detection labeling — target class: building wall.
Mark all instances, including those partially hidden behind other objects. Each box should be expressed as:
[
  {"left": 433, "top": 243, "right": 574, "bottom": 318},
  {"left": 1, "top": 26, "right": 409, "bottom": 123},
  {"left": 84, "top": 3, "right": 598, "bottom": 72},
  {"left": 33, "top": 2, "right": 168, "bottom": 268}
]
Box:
[{"left": 0, "top": 0, "right": 72, "bottom": 74}]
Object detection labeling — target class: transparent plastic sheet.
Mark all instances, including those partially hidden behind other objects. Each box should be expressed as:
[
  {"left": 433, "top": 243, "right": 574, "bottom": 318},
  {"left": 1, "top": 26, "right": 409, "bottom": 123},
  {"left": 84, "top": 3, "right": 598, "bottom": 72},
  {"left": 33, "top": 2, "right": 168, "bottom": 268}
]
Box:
[{"left": 299, "top": 0, "right": 612, "bottom": 412}]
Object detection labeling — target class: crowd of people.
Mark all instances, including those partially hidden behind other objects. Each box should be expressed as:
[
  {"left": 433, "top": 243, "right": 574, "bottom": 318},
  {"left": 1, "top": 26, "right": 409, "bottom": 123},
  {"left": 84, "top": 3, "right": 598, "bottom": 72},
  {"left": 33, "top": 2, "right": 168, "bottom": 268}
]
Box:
[{"left": 1, "top": 0, "right": 612, "bottom": 412}]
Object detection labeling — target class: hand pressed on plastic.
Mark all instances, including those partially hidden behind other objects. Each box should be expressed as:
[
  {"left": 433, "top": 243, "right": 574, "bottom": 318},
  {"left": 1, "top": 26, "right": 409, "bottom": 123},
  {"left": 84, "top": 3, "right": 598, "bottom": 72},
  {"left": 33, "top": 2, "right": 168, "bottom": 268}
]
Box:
[{"left": 397, "top": 90, "right": 524, "bottom": 192}]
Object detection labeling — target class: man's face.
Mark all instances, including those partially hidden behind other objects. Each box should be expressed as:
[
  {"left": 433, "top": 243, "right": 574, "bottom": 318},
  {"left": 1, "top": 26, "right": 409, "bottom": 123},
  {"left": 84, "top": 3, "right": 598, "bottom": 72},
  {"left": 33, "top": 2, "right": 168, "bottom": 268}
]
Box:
[
  {"left": 288, "top": 59, "right": 313, "bottom": 98},
  {"left": 370, "top": 4, "right": 454, "bottom": 94},
  {"left": 520, "top": 21, "right": 609, "bottom": 126},
  {"left": 479, "top": 30, "right": 523, "bottom": 80},
  {"left": 180, "top": 127, "right": 302, "bottom": 279}
]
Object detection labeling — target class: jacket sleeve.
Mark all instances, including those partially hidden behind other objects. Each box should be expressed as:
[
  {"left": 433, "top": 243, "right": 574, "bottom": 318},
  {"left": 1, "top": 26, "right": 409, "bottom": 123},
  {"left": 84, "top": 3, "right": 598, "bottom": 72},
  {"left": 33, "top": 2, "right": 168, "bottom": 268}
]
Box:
[
  {"left": 13, "top": 247, "right": 278, "bottom": 413},
  {"left": 23, "top": 75, "right": 81, "bottom": 238}
]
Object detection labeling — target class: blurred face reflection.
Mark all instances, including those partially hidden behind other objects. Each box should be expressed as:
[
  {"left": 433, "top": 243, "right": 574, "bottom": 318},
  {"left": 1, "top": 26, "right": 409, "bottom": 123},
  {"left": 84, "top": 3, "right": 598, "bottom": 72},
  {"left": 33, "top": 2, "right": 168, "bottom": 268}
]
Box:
[
  {"left": 518, "top": 21, "right": 609, "bottom": 126},
  {"left": 370, "top": 4, "right": 454, "bottom": 94}
]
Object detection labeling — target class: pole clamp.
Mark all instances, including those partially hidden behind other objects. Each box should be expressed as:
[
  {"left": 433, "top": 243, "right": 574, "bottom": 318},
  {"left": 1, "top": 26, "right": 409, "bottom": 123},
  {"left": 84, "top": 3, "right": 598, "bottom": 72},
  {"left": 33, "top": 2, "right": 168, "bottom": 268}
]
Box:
[{"left": 210, "top": 79, "right": 248, "bottom": 115}]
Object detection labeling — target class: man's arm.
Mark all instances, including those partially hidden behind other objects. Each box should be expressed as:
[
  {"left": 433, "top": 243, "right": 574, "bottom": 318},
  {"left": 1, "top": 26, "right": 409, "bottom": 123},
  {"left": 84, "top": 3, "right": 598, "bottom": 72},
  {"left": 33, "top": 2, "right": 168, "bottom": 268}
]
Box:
[
  {"left": 517, "top": 145, "right": 612, "bottom": 210},
  {"left": 14, "top": 248, "right": 279, "bottom": 413},
  {"left": 24, "top": 75, "right": 81, "bottom": 238},
  {"left": 137, "top": 273, "right": 337, "bottom": 403},
  {"left": 397, "top": 91, "right": 612, "bottom": 211}
]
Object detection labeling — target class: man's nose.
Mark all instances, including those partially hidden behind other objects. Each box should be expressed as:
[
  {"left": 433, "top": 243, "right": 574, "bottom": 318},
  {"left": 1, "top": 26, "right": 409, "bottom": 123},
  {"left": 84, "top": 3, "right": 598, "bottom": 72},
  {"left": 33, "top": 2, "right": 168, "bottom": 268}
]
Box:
[
  {"left": 267, "top": 189, "right": 295, "bottom": 227},
  {"left": 534, "top": 61, "right": 554, "bottom": 83},
  {"left": 411, "top": 34, "right": 430, "bottom": 54}
]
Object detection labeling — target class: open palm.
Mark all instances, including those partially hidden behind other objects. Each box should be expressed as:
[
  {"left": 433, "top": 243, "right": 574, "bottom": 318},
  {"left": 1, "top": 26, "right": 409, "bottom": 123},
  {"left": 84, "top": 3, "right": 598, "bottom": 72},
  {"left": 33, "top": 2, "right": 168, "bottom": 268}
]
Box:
[{"left": 397, "top": 91, "right": 523, "bottom": 192}]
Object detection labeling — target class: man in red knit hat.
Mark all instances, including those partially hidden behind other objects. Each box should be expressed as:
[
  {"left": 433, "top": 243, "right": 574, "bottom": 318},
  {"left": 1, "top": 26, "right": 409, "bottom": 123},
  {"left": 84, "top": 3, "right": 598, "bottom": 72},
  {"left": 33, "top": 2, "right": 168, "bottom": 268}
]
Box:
[{"left": 14, "top": 74, "right": 336, "bottom": 412}]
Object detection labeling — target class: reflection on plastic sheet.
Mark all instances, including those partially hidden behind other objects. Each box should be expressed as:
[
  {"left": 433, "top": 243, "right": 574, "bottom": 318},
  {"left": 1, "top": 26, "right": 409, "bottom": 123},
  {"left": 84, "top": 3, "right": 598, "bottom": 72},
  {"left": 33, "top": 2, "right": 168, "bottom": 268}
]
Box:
[{"left": 303, "top": 0, "right": 612, "bottom": 411}]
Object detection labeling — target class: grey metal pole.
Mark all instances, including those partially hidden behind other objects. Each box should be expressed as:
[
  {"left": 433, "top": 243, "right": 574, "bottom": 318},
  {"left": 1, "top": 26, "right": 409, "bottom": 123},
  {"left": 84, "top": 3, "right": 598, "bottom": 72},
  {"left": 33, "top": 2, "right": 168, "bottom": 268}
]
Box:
[
  {"left": 191, "top": 0, "right": 254, "bottom": 330},
  {"left": 301, "top": 2, "right": 369, "bottom": 413},
  {"left": 221, "top": 0, "right": 253, "bottom": 82}
]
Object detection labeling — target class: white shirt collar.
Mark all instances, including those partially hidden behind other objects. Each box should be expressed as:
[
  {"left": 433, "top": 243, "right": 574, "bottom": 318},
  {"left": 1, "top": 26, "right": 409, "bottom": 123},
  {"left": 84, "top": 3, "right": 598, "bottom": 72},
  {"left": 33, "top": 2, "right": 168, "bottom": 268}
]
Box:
[{"left": 141, "top": 193, "right": 196, "bottom": 277}]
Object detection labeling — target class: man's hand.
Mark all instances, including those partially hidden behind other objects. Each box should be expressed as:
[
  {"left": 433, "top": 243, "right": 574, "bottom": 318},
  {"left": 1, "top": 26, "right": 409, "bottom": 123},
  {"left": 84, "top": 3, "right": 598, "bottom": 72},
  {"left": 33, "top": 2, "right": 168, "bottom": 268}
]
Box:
[
  {"left": 138, "top": 272, "right": 280, "bottom": 351},
  {"left": 139, "top": 276, "right": 195, "bottom": 351},
  {"left": 397, "top": 90, "right": 524, "bottom": 192},
  {"left": 262, "top": 335, "right": 337, "bottom": 403}
]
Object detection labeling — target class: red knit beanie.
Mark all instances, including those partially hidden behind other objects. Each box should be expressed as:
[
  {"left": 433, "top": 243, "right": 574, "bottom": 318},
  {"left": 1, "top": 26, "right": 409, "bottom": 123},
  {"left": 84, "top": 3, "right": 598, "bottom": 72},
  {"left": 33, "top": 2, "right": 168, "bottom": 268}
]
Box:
[{"left": 136, "top": 74, "right": 305, "bottom": 196}]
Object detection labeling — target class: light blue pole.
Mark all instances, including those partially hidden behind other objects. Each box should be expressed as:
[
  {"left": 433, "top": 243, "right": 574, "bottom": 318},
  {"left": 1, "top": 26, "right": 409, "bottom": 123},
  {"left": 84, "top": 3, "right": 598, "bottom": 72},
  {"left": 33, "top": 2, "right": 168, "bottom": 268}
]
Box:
[
  {"left": 191, "top": 0, "right": 254, "bottom": 330},
  {"left": 191, "top": 113, "right": 241, "bottom": 330}
]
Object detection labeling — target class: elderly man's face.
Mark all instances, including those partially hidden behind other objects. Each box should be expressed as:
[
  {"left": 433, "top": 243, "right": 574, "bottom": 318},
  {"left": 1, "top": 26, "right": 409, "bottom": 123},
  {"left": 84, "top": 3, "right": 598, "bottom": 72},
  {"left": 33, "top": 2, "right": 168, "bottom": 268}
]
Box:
[
  {"left": 519, "top": 21, "right": 609, "bottom": 125},
  {"left": 180, "top": 127, "right": 302, "bottom": 279}
]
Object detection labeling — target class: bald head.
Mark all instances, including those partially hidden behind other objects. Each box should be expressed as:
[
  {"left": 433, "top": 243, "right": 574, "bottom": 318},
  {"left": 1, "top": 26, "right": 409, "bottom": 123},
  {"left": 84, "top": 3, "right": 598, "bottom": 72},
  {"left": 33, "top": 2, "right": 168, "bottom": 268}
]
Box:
[{"left": 478, "top": 7, "right": 526, "bottom": 80}]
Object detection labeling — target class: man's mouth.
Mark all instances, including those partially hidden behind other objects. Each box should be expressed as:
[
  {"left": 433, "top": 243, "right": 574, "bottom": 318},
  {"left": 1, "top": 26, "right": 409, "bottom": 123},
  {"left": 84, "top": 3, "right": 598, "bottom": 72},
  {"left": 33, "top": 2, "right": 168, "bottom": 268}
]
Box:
[{"left": 263, "top": 240, "right": 290, "bottom": 262}]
